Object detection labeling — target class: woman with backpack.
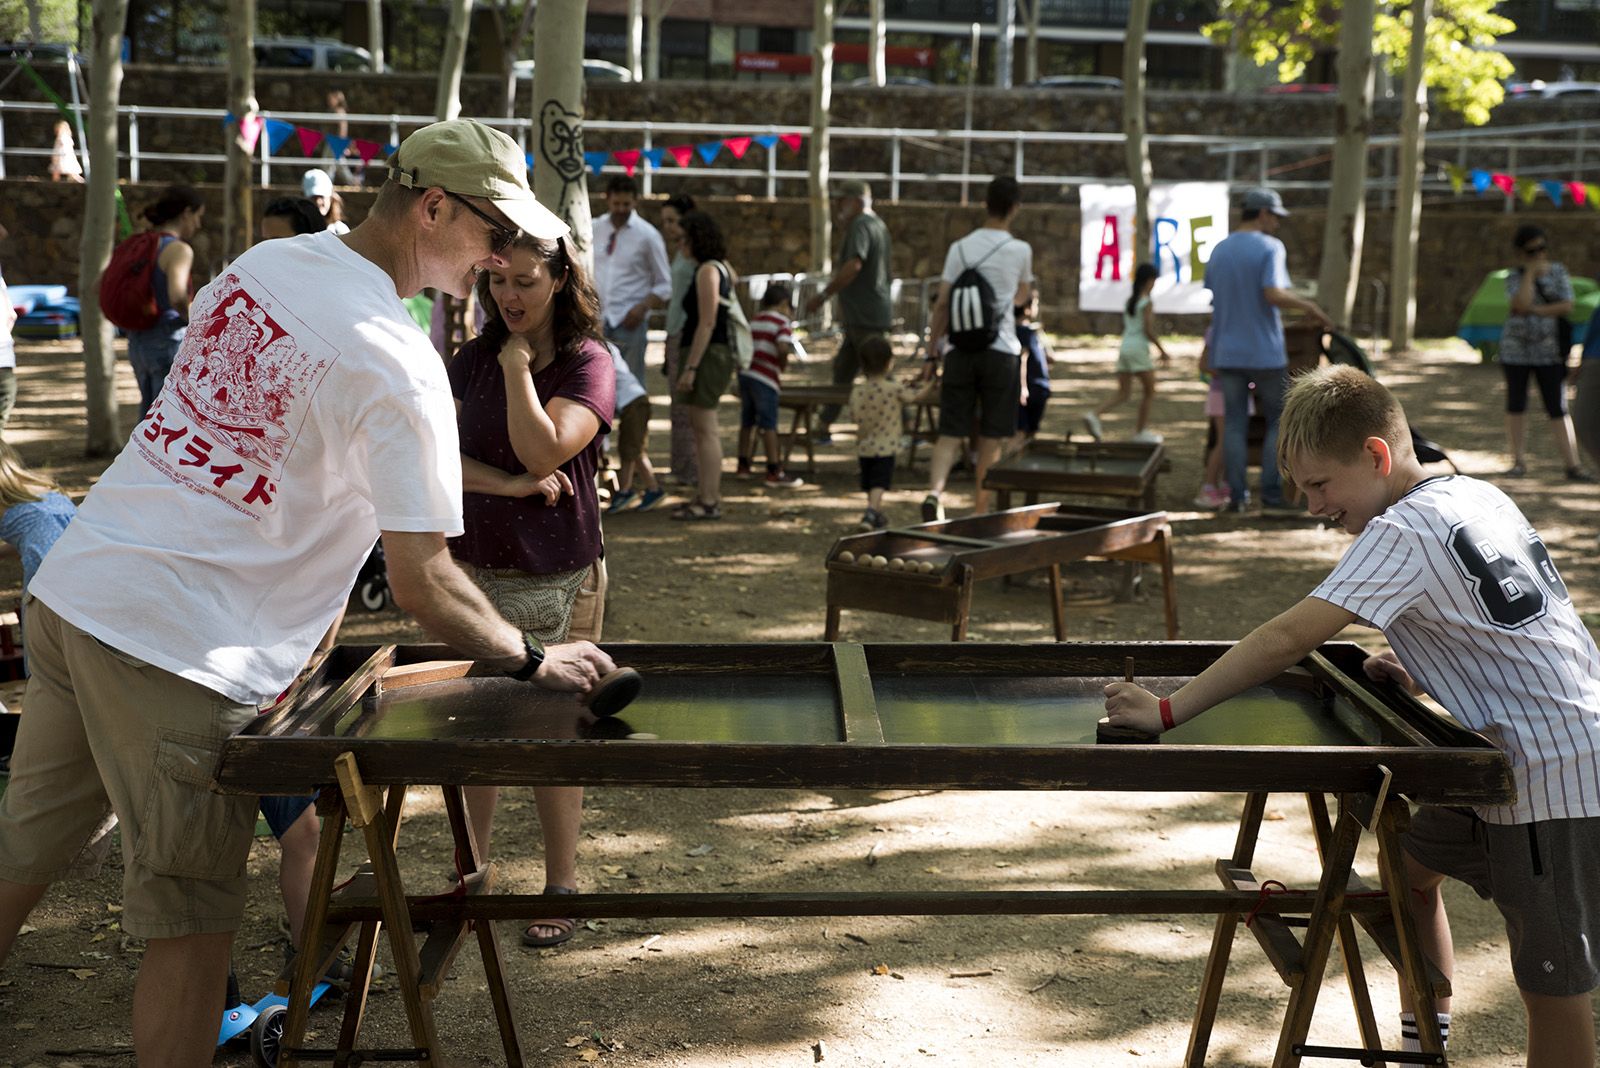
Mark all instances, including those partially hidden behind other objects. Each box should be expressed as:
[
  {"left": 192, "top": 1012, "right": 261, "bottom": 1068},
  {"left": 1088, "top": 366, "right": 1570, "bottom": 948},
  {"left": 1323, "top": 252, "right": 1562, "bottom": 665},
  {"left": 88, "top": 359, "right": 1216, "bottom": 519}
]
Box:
[
  {"left": 672, "top": 210, "right": 739, "bottom": 521},
  {"left": 126, "top": 185, "right": 204, "bottom": 419}
]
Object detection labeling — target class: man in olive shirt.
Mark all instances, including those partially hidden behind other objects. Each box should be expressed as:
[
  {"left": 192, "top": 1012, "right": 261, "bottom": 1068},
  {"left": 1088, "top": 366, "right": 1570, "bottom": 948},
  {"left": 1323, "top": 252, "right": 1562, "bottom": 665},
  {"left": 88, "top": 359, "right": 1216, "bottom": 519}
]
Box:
[{"left": 806, "top": 179, "right": 893, "bottom": 442}]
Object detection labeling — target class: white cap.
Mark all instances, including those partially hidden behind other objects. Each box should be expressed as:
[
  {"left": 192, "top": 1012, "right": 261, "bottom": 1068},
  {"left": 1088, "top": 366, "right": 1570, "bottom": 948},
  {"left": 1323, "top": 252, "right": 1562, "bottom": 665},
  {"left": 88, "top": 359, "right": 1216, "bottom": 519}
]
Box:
[
  {"left": 302, "top": 168, "right": 334, "bottom": 199},
  {"left": 387, "top": 119, "right": 568, "bottom": 241}
]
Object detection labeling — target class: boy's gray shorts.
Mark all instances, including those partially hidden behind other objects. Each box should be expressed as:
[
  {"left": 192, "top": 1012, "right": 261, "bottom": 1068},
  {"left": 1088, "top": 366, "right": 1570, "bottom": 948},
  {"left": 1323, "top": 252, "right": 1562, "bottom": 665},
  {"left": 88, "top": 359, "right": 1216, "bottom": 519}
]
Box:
[{"left": 1403, "top": 804, "right": 1600, "bottom": 997}]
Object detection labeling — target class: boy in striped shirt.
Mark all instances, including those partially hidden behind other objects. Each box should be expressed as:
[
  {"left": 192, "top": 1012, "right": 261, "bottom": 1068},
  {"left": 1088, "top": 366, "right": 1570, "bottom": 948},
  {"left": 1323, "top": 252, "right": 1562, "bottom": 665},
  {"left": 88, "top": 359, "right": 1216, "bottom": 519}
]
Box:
[
  {"left": 736, "top": 283, "right": 803, "bottom": 487},
  {"left": 1104, "top": 365, "right": 1599, "bottom": 1067}
]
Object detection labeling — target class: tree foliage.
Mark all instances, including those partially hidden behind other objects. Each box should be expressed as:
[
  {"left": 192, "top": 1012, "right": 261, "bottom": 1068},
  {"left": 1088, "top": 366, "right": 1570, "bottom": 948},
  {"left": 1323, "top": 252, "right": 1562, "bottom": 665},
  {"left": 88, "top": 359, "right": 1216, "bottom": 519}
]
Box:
[
  {"left": 1205, "top": 0, "right": 1514, "bottom": 124},
  {"left": 0, "top": 0, "right": 79, "bottom": 43}
]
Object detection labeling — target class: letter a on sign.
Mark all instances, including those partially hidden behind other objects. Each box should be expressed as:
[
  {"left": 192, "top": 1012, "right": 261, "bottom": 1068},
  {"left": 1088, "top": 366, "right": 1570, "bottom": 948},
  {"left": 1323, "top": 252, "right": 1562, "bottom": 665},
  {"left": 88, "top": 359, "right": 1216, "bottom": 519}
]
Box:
[{"left": 1095, "top": 216, "right": 1121, "bottom": 281}]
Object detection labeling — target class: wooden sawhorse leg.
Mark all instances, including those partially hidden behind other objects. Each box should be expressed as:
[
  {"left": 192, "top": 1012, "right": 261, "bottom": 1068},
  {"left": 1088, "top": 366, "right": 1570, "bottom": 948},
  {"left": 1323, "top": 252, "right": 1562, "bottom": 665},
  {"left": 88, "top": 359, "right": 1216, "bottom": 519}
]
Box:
[{"left": 1187, "top": 792, "right": 1268, "bottom": 1065}]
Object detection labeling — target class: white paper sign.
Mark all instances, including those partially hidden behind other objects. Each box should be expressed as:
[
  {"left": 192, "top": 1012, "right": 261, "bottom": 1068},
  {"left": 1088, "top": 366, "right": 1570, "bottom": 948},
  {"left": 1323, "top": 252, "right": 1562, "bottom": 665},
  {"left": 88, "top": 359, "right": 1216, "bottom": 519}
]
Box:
[{"left": 1078, "top": 183, "right": 1229, "bottom": 315}]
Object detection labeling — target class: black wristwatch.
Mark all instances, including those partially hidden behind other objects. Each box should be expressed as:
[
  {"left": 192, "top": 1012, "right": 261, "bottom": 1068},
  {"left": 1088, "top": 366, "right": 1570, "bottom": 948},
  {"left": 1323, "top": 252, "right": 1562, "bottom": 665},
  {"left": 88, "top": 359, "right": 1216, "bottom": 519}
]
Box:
[{"left": 506, "top": 631, "right": 545, "bottom": 681}]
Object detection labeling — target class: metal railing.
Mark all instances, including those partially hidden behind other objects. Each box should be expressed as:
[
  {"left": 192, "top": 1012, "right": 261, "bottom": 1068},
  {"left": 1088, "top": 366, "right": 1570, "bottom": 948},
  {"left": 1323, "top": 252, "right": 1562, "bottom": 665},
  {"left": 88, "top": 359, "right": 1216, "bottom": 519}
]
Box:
[{"left": 2, "top": 99, "right": 1595, "bottom": 207}]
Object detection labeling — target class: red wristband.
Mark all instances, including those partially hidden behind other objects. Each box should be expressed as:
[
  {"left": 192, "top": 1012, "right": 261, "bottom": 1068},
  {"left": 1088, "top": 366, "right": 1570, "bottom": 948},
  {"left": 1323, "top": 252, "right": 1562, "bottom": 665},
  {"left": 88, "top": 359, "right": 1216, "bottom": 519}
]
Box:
[{"left": 1159, "top": 697, "right": 1176, "bottom": 732}]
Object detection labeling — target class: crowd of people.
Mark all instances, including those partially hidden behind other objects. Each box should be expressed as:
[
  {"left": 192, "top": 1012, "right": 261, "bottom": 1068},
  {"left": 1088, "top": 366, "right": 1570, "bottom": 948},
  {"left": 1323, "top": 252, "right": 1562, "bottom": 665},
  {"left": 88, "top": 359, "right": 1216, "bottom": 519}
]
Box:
[{"left": 0, "top": 125, "right": 1595, "bottom": 1068}]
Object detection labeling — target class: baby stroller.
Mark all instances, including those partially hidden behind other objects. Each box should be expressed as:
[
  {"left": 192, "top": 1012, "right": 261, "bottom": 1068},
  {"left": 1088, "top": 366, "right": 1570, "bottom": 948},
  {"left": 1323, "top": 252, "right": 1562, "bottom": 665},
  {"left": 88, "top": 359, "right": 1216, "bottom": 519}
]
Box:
[
  {"left": 1321, "top": 331, "right": 1459, "bottom": 473},
  {"left": 354, "top": 541, "right": 391, "bottom": 611}
]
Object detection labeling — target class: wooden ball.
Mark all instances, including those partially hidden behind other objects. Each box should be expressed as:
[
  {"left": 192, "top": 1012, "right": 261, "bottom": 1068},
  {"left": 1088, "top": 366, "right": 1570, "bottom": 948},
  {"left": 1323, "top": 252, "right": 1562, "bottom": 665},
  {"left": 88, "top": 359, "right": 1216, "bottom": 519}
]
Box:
[
  {"left": 888, "top": 558, "right": 905, "bottom": 571},
  {"left": 837, "top": 551, "right": 855, "bottom": 564},
  {"left": 919, "top": 560, "right": 937, "bottom": 574},
  {"left": 871, "top": 555, "right": 889, "bottom": 568}
]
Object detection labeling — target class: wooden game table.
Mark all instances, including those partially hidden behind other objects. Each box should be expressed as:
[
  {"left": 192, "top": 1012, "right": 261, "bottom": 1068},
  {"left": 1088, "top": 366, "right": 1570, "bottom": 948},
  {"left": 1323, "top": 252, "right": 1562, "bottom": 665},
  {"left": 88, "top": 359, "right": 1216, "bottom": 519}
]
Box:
[
  {"left": 984, "top": 438, "right": 1169, "bottom": 510},
  {"left": 215, "top": 641, "right": 1511, "bottom": 1068},
  {"left": 777, "top": 383, "right": 938, "bottom": 474},
  {"left": 823, "top": 503, "right": 1177, "bottom": 641}
]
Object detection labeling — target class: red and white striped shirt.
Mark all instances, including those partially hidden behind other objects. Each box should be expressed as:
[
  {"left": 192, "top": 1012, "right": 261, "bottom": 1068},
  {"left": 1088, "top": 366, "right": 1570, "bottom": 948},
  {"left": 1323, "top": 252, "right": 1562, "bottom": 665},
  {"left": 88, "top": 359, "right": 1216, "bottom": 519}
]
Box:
[
  {"left": 1313, "top": 475, "right": 1600, "bottom": 824},
  {"left": 741, "top": 311, "right": 793, "bottom": 394}
]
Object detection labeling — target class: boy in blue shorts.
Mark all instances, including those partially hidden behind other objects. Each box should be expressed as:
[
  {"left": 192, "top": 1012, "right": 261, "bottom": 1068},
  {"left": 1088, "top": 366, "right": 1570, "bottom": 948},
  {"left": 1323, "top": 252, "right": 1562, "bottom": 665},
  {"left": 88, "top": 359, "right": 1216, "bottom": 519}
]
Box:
[{"left": 1104, "top": 365, "right": 1599, "bottom": 1067}]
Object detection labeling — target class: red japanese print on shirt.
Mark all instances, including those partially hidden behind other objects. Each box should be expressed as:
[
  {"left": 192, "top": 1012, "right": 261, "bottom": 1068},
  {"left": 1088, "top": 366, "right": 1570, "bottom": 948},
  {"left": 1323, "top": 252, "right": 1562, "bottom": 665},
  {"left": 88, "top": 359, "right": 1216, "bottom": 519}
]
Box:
[{"left": 134, "top": 270, "right": 332, "bottom": 519}]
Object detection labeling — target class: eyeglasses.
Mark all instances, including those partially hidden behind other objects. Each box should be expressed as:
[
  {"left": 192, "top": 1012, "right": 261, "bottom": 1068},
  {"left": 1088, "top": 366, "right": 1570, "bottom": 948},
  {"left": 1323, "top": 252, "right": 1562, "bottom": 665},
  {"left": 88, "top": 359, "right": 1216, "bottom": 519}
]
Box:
[
  {"left": 1524, "top": 244, "right": 1548, "bottom": 254},
  {"left": 445, "top": 191, "right": 519, "bottom": 257}
]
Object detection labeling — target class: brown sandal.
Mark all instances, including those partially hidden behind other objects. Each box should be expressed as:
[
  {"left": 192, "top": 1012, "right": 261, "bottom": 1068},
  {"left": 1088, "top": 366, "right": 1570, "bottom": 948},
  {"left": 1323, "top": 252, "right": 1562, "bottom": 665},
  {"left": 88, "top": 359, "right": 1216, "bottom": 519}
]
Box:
[{"left": 520, "top": 885, "right": 579, "bottom": 948}]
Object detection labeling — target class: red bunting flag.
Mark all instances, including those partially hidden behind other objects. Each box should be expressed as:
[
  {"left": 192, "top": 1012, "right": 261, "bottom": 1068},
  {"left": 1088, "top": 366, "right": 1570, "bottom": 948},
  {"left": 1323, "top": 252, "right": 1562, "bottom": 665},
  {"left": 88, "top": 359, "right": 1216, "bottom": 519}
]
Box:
[
  {"left": 296, "top": 127, "right": 324, "bottom": 157},
  {"left": 614, "top": 149, "right": 641, "bottom": 177},
  {"left": 668, "top": 144, "right": 694, "bottom": 168},
  {"left": 779, "top": 133, "right": 803, "bottom": 153},
  {"left": 725, "top": 136, "right": 753, "bottom": 160},
  {"left": 235, "top": 113, "right": 264, "bottom": 155},
  {"left": 354, "top": 139, "right": 384, "bottom": 166},
  {"left": 1491, "top": 172, "right": 1515, "bottom": 196},
  {"left": 1570, "top": 181, "right": 1589, "bottom": 206}
]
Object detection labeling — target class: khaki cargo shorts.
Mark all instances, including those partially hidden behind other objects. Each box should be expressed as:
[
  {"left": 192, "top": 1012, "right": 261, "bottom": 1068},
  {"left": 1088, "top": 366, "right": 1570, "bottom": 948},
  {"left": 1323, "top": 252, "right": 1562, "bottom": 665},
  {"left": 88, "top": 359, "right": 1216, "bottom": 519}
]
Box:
[{"left": 0, "top": 596, "right": 259, "bottom": 939}]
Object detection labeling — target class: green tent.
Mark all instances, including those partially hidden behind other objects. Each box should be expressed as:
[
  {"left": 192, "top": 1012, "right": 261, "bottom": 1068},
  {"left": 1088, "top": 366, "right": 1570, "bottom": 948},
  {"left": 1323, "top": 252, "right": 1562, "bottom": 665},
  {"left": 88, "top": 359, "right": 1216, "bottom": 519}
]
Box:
[{"left": 1456, "top": 269, "right": 1600, "bottom": 361}]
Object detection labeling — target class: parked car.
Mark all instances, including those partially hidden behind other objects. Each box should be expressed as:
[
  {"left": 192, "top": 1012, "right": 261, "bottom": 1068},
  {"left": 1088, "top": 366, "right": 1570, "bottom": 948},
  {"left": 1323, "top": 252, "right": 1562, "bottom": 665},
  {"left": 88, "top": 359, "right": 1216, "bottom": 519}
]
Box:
[
  {"left": 513, "top": 58, "right": 634, "bottom": 83},
  {"left": 1, "top": 41, "right": 88, "bottom": 66},
  {"left": 847, "top": 75, "right": 937, "bottom": 89},
  {"left": 1028, "top": 75, "right": 1122, "bottom": 91},
  {"left": 254, "top": 37, "right": 379, "bottom": 73},
  {"left": 1262, "top": 82, "right": 1336, "bottom": 94},
  {"left": 1507, "top": 80, "right": 1600, "bottom": 100}
]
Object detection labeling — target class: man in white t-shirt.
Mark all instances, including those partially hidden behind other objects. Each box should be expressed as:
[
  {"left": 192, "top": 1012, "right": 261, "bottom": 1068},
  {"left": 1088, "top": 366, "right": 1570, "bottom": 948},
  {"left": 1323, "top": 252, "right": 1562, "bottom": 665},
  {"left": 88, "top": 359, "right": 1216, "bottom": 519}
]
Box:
[
  {"left": 0, "top": 119, "right": 616, "bottom": 1066},
  {"left": 921, "top": 176, "right": 1034, "bottom": 521},
  {"left": 0, "top": 221, "right": 15, "bottom": 430},
  {"left": 591, "top": 173, "right": 671, "bottom": 382}
]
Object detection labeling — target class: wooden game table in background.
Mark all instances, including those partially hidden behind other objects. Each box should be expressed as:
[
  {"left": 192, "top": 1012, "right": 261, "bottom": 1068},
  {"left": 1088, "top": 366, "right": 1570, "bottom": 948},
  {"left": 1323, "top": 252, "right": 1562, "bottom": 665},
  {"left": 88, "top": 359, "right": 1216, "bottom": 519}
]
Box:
[
  {"left": 777, "top": 383, "right": 939, "bottom": 475},
  {"left": 984, "top": 438, "right": 1169, "bottom": 511},
  {"left": 823, "top": 502, "right": 1177, "bottom": 641},
  {"left": 216, "top": 640, "right": 1510, "bottom": 1067}
]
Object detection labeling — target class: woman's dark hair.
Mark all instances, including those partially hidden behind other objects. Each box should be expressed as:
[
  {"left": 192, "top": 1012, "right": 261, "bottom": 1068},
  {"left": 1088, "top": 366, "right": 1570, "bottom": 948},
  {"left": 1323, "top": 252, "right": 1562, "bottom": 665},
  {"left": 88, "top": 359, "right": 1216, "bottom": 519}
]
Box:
[
  {"left": 263, "top": 196, "right": 327, "bottom": 236},
  {"left": 1126, "top": 262, "right": 1159, "bottom": 317},
  {"left": 663, "top": 194, "right": 696, "bottom": 217},
  {"left": 680, "top": 210, "right": 727, "bottom": 263},
  {"left": 475, "top": 234, "right": 604, "bottom": 364},
  {"left": 144, "top": 184, "right": 205, "bottom": 227},
  {"left": 1513, "top": 224, "right": 1547, "bottom": 252}
]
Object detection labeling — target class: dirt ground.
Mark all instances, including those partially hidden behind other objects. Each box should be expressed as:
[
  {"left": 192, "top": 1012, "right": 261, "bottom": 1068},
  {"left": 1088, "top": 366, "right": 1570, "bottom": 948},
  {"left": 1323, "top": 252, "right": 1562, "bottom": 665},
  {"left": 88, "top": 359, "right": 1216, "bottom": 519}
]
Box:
[{"left": 1, "top": 330, "right": 1597, "bottom": 1067}]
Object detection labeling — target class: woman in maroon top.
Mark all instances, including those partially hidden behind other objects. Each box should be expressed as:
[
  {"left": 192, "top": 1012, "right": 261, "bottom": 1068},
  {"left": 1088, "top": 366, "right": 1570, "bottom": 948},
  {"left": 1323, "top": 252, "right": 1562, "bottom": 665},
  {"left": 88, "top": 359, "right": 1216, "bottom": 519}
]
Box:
[{"left": 448, "top": 232, "right": 615, "bottom": 948}]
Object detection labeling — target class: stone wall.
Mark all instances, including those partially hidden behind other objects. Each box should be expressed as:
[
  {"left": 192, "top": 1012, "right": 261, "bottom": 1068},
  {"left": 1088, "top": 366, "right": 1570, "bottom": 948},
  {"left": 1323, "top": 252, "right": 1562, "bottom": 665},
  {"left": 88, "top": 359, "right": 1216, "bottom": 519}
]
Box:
[{"left": 2, "top": 177, "right": 1590, "bottom": 340}]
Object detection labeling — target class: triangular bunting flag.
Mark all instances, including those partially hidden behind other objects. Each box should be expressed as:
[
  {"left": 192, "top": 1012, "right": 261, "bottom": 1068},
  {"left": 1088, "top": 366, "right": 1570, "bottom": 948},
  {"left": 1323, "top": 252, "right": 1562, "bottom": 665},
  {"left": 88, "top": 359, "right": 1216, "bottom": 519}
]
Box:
[
  {"left": 264, "top": 118, "right": 296, "bottom": 154},
  {"left": 223, "top": 111, "right": 235, "bottom": 126},
  {"left": 1540, "top": 180, "right": 1564, "bottom": 206},
  {"left": 1517, "top": 178, "right": 1539, "bottom": 205},
  {"left": 324, "top": 134, "right": 351, "bottom": 161},
  {"left": 779, "top": 133, "right": 803, "bottom": 153},
  {"left": 642, "top": 148, "right": 665, "bottom": 169},
  {"left": 753, "top": 134, "right": 779, "bottom": 150},
  {"left": 614, "top": 149, "right": 641, "bottom": 177},
  {"left": 525, "top": 152, "right": 536, "bottom": 172},
  {"left": 1470, "top": 169, "right": 1492, "bottom": 195},
  {"left": 584, "top": 150, "right": 609, "bottom": 177},
  {"left": 725, "top": 136, "right": 753, "bottom": 160},
  {"left": 235, "top": 113, "right": 264, "bottom": 155},
  {"left": 697, "top": 140, "right": 723, "bottom": 164},
  {"left": 668, "top": 144, "right": 694, "bottom": 168},
  {"left": 295, "top": 127, "right": 324, "bottom": 157},
  {"left": 354, "top": 139, "right": 384, "bottom": 166},
  {"left": 1586, "top": 184, "right": 1600, "bottom": 210},
  {"left": 1569, "top": 181, "right": 1588, "bottom": 206},
  {"left": 1490, "top": 172, "right": 1515, "bottom": 196},
  {"left": 1445, "top": 164, "right": 1465, "bottom": 195}
]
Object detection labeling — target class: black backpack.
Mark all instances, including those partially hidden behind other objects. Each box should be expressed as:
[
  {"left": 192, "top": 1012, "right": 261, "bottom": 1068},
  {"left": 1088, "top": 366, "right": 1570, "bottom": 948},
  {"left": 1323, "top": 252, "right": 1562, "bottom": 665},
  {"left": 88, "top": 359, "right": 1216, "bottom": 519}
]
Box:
[{"left": 947, "top": 238, "right": 1013, "bottom": 354}]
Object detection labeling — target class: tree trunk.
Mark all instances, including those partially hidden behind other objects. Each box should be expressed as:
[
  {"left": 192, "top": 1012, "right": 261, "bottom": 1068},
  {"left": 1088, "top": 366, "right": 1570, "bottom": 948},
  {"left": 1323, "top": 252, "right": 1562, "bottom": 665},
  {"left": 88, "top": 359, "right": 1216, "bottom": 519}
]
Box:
[
  {"left": 26, "top": 0, "right": 43, "bottom": 41},
  {"left": 80, "top": 0, "right": 131, "bottom": 457},
  {"left": 1022, "top": 0, "right": 1040, "bottom": 85},
  {"left": 809, "top": 0, "right": 833, "bottom": 280},
  {"left": 626, "top": 0, "right": 644, "bottom": 81},
  {"left": 500, "top": 0, "right": 537, "bottom": 118},
  {"left": 646, "top": 0, "right": 674, "bottom": 81},
  {"left": 1388, "top": 0, "right": 1432, "bottom": 354},
  {"left": 222, "top": 0, "right": 256, "bottom": 265},
  {"left": 435, "top": 0, "right": 473, "bottom": 121},
  {"left": 1123, "top": 0, "right": 1153, "bottom": 264},
  {"left": 533, "top": 0, "right": 594, "bottom": 266},
  {"left": 1315, "top": 0, "right": 1375, "bottom": 330},
  {"left": 367, "top": 0, "right": 384, "bottom": 73},
  {"left": 996, "top": 0, "right": 1014, "bottom": 88},
  {"left": 868, "top": 0, "right": 885, "bottom": 87}
]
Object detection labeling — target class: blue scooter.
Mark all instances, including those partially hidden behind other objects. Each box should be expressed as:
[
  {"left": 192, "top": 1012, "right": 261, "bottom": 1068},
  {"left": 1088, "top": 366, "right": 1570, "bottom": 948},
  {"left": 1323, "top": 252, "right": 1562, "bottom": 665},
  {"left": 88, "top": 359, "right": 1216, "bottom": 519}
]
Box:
[{"left": 217, "top": 968, "right": 333, "bottom": 1067}]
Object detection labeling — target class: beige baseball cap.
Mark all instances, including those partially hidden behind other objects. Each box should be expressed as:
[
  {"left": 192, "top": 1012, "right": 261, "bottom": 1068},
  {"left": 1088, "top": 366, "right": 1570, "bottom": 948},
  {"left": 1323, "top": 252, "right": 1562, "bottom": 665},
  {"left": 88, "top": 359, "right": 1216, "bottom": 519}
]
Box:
[{"left": 387, "top": 119, "right": 569, "bottom": 240}]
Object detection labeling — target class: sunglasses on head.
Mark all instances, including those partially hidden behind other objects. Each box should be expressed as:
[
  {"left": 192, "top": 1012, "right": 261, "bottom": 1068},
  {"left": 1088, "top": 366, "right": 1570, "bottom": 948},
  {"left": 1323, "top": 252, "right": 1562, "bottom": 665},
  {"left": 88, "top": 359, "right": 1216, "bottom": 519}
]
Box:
[{"left": 445, "top": 191, "right": 519, "bottom": 256}]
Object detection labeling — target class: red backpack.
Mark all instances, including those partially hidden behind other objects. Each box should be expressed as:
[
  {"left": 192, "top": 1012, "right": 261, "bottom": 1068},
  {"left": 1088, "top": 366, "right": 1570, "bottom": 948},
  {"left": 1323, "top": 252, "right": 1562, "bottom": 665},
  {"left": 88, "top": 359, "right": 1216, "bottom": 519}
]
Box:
[{"left": 98, "top": 231, "right": 164, "bottom": 331}]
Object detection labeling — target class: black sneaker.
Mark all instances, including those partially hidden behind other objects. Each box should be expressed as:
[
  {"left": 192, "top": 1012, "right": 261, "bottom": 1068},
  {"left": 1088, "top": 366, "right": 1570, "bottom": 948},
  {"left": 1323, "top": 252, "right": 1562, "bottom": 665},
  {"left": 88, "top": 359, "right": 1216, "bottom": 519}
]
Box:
[
  {"left": 1568, "top": 467, "right": 1597, "bottom": 483},
  {"left": 920, "top": 494, "right": 945, "bottom": 522}
]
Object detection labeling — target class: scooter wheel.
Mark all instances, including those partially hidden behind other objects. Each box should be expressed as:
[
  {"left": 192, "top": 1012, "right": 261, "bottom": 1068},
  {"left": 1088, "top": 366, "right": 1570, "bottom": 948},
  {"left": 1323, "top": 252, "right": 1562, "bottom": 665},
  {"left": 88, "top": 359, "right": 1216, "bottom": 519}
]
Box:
[
  {"left": 357, "top": 579, "right": 390, "bottom": 612},
  {"left": 250, "top": 1003, "right": 287, "bottom": 1067}
]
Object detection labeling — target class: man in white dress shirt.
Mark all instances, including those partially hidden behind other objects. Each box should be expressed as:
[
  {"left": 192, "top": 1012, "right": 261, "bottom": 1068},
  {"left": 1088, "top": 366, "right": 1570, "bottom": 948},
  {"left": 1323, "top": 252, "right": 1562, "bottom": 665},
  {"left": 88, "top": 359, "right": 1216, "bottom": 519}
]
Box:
[{"left": 591, "top": 174, "right": 672, "bottom": 382}]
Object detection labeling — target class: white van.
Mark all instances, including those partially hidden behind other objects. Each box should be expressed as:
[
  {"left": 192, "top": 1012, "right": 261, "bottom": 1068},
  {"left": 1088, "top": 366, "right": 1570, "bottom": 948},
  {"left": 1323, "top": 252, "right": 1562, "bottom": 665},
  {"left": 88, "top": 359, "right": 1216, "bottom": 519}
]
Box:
[{"left": 254, "top": 37, "right": 379, "bottom": 73}]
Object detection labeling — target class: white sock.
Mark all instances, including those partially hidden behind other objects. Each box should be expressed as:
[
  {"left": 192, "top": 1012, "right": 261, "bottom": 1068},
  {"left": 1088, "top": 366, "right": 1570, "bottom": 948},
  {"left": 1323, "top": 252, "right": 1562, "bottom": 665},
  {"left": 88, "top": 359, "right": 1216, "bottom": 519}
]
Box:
[{"left": 1399, "top": 1011, "right": 1451, "bottom": 1052}]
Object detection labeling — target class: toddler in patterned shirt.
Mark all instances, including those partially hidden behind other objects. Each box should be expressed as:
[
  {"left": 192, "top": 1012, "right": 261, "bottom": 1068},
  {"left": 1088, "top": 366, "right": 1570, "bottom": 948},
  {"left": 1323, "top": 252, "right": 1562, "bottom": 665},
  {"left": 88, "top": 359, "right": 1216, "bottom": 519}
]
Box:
[{"left": 847, "top": 335, "right": 933, "bottom": 531}]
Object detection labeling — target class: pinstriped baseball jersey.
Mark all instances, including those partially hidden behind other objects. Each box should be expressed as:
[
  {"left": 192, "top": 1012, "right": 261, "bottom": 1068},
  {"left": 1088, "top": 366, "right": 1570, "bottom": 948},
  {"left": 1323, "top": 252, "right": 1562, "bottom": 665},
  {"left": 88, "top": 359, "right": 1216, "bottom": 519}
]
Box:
[{"left": 1311, "top": 475, "right": 1600, "bottom": 825}]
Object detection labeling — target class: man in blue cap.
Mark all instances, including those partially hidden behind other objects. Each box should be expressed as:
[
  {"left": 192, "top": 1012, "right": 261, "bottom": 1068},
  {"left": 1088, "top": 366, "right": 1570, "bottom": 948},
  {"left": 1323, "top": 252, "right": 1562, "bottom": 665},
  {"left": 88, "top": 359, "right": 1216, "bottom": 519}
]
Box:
[{"left": 1204, "top": 186, "right": 1333, "bottom": 515}]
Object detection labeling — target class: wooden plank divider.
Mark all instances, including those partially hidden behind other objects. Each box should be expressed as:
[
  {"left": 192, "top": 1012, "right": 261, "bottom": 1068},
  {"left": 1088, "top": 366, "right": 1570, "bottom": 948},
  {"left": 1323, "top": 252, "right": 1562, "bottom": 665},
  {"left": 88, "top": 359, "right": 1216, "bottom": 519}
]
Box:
[{"left": 832, "top": 643, "right": 883, "bottom": 744}]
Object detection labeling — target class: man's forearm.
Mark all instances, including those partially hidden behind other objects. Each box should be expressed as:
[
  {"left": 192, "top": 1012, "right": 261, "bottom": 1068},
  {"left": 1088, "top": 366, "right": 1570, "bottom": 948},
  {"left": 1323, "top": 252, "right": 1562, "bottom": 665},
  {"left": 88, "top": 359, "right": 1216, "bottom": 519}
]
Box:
[{"left": 385, "top": 537, "right": 524, "bottom": 670}]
